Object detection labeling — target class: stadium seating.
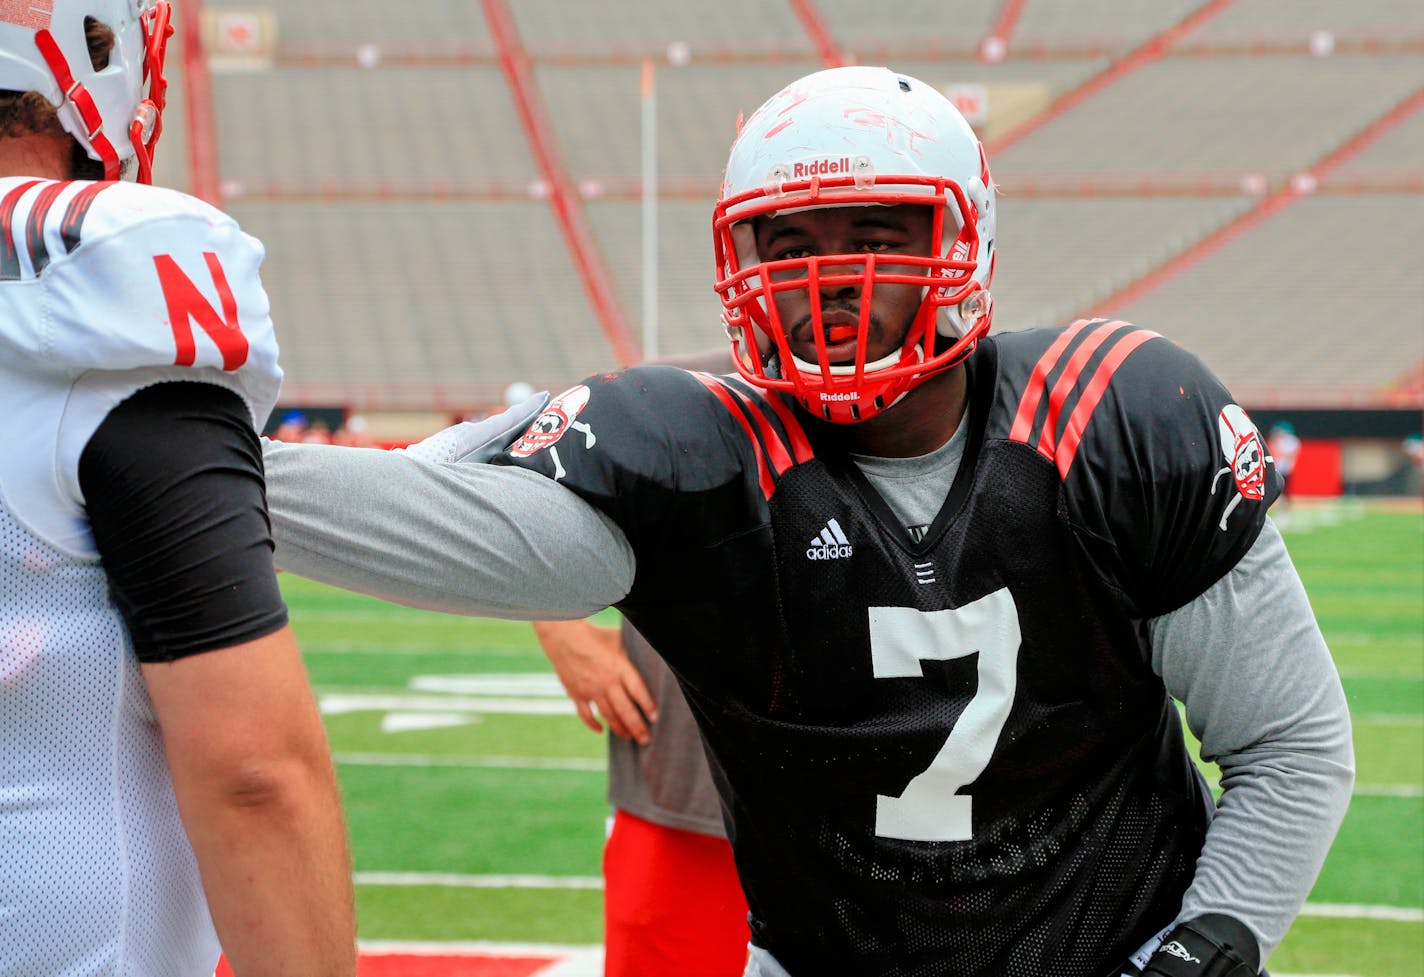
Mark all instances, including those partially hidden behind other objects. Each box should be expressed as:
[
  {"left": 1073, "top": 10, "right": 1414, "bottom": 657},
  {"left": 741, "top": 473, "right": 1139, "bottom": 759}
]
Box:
[{"left": 193, "top": 0, "right": 1422, "bottom": 415}]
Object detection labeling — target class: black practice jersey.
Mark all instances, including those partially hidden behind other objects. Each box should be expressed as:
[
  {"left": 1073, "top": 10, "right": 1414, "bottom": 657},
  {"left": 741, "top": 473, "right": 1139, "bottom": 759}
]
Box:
[{"left": 494, "top": 318, "right": 1282, "bottom": 976}]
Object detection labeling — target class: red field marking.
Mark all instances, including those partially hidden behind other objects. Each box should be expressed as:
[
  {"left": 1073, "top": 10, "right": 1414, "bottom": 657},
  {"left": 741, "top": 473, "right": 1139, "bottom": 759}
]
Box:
[{"left": 217, "top": 952, "right": 562, "bottom": 977}]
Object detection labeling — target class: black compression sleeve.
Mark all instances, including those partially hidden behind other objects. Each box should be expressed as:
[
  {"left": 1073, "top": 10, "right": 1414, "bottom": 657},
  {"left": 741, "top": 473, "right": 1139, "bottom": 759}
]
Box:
[{"left": 78, "top": 381, "right": 289, "bottom": 662}]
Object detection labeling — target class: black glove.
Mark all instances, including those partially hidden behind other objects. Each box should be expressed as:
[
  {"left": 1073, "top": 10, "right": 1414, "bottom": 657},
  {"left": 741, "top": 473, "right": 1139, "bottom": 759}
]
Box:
[{"left": 1140, "top": 914, "right": 1264, "bottom": 977}]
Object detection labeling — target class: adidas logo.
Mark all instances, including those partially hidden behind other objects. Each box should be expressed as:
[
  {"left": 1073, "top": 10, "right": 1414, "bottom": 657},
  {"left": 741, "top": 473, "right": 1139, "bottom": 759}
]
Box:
[{"left": 806, "top": 518, "right": 854, "bottom": 560}]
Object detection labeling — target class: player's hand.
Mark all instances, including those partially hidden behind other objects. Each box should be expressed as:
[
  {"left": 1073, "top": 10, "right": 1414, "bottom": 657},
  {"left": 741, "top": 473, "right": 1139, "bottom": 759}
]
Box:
[
  {"left": 399, "top": 390, "right": 549, "bottom": 464},
  {"left": 532, "top": 620, "right": 658, "bottom": 745},
  {"left": 1120, "top": 915, "right": 1262, "bottom": 977}
]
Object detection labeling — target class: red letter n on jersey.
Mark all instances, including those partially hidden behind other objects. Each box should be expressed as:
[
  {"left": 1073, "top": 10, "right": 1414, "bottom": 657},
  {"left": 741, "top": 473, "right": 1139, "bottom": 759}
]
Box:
[{"left": 153, "top": 252, "right": 249, "bottom": 371}]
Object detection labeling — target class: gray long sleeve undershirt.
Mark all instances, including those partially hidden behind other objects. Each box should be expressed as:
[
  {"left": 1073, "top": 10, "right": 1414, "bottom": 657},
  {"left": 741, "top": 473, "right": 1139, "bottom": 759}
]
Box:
[{"left": 263, "top": 437, "right": 1353, "bottom": 961}]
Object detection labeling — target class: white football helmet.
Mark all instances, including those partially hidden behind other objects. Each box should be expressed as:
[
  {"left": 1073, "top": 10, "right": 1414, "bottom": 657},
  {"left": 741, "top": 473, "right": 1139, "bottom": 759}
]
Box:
[
  {"left": 0, "top": 0, "right": 172, "bottom": 182},
  {"left": 713, "top": 66, "right": 996, "bottom": 423}
]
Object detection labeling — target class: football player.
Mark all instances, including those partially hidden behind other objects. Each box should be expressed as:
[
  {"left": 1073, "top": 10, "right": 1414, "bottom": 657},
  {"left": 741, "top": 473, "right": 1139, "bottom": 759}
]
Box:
[
  {"left": 531, "top": 346, "right": 749, "bottom": 977},
  {"left": 265, "top": 66, "right": 1352, "bottom": 976},
  {"left": 0, "top": 3, "right": 354, "bottom": 973}
]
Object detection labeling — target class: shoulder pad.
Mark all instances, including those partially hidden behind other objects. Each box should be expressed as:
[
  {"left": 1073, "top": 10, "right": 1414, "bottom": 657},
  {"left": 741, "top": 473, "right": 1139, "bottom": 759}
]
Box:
[
  {"left": 498, "top": 365, "right": 783, "bottom": 493},
  {"left": 0, "top": 180, "right": 274, "bottom": 378},
  {"left": 993, "top": 319, "right": 1167, "bottom": 478},
  {"left": 999, "top": 319, "right": 1279, "bottom": 614},
  {"left": 0, "top": 178, "right": 280, "bottom": 427}
]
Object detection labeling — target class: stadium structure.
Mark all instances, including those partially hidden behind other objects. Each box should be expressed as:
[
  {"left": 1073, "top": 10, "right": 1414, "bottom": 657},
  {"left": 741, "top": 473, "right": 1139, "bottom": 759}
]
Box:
[{"left": 161, "top": 0, "right": 1422, "bottom": 496}]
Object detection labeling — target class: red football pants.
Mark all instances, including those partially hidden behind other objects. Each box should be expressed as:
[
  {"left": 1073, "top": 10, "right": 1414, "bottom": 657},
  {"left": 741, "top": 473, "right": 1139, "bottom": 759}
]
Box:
[{"left": 603, "top": 809, "right": 750, "bottom": 977}]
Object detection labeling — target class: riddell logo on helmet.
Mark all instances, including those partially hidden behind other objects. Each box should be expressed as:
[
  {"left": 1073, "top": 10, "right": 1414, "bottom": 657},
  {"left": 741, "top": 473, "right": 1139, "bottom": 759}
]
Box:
[
  {"left": 820, "top": 392, "right": 860, "bottom": 402},
  {"left": 792, "top": 157, "right": 853, "bottom": 179}
]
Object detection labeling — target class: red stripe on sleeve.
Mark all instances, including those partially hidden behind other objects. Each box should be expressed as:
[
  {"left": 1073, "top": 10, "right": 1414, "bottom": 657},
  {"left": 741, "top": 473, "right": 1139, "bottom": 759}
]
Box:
[
  {"left": 59, "top": 181, "right": 110, "bottom": 253},
  {"left": 24, "top": 180, "right": 68, "bottom": 274},
  {"left": 1036, "top": 320, "right": 1129, "bottom": 462},
  {"left": 0, "top": 179, "right": 41, "bottom": 280},
  {"left": 1008, "top": 318, "right": 1098, "bottom": 444},
  {"left": 1054, "top": 329, "right": 1161, "bottom": 478},
  {"left": 693, "top": 373, "right": 776, "bottom": 499},
  {"left": 755, "top": 387, "right": 815, "bottom": 465},
  {"left": 713, "top": 380, "right": 798, "bottom": 477}
]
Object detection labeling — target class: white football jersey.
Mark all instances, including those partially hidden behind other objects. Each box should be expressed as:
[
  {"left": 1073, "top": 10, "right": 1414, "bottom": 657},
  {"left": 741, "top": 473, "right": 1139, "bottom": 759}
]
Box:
[{"left": 0, "top": 177, "right": 282, "bottom": 973}]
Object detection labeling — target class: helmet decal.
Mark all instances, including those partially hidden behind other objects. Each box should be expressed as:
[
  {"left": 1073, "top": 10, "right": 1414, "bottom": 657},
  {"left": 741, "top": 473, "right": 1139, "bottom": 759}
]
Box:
[
  {"left": 0, "top": 4, "right": 53, "bottom": 30},
  {"left": 842, "top": 107, "right": 937, "bottom": 156}
]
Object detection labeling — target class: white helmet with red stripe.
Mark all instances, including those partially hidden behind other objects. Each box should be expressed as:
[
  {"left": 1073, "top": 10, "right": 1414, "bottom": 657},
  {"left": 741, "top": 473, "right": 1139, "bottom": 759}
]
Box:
[
  {"left": 0, "top": 0, "right": 173, "bottom": 183},
  {"left": 714, "top": 66, "right": 996, "bottom": 423}
]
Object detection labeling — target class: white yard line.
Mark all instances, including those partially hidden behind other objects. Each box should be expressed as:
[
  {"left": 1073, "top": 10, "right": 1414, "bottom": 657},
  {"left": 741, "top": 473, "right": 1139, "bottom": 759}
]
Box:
[
  {"left": 303, "top": 643, "right": 475, "bottom": 655},
  {"left": 335, "top": 751, "right": 1424, "bottom": 797},
  {"left": 334, "top": 751, "right": 605, "bottom": 772},
  {"left": 355, "top": 872, "right": 602, "bottom": 890},
  {"left": 1353, "top": 782, "right": 1423, "bottom": 798},
  {"left": 356, "top": 940, "right": 602, "bottom": 977},
  {"left": 1356, "top": 713, "right": 1424, "bottom": 726},
  {"left": 532, "top": 952, "right": 604, "bottom": 977},
  {"left": 320, "top": 692, "right": 575, "bottom": 715},
  {"left": 359, "top": 939, "right": 598, "bottom": 953},
  {"left": 1299, "top": 903, "right": 1424, "bottom": 922},
  {"left": 352, "top": 940, "right": 1393, "bottom": 977},
  {"left": 353, "top": 874, "right": 1424, "bottom": 927}
]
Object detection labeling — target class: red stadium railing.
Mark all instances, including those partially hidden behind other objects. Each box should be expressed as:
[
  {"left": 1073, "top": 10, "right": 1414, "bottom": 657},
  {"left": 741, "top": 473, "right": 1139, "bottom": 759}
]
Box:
[
  {"left": 173, "top": 0, "right": 221, "bottom": 207},
  {"left": 1084, "top": 86, "right": 1424, "bottom": 322},
  {"left": 220, "top": 171, "right": 1423, "bottom": 205},
  {"left": 789, "top": 0, "right": 848, "bottom": 68},
  {"left": 986, "top": 0, "right": 1238, "bottom": 157},
  {"left": 177, "top": 0, "right": 1423, "bottom": 416},
  {"left": 479, "top": 0, "right": 640, "bottom": 366}
]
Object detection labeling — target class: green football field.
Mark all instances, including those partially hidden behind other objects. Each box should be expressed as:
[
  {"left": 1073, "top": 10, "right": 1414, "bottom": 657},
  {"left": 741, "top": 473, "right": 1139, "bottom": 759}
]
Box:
[{"left": 284, "top": 501, "right": 1424, "bottom": 974}]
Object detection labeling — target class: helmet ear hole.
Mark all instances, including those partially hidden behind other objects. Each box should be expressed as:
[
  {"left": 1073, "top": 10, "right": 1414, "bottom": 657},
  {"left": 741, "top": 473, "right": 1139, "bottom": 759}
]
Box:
[{"left": 84, "top": 16, "right": 115, "bottom": 72}]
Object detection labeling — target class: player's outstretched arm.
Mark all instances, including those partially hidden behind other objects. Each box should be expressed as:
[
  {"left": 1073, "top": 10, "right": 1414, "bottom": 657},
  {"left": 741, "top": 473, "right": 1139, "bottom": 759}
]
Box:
[
  {"left": 263, "top": 438, "right": 635, "bottom": 620},
  {"left": 143, "top": 628, "right": 355, "bottom": 975},
  {"left": 533, "top": 619, "right": 658, "bottom": 744}
]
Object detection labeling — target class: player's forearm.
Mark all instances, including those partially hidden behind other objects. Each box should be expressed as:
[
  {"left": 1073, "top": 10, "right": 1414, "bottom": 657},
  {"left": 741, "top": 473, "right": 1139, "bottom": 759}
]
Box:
[
  {"left": 1181, "top": 618, "right": 1353, "bottom": 956},
  {"left": 262, "top": 439, "right": 634, "bottom": 619},
  {"left": 1179, "top": 738, "right": 1352, "bottom": 957},
  {"left": 177, "top": 751, "right": 356, "bottom": 976},
  {"left": 1150, "top": 521, "right": 1355, "bottom": 955}
]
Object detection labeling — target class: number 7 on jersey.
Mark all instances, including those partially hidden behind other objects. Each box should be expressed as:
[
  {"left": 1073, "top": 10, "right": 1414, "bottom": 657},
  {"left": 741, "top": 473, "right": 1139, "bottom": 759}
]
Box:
[{"left": 869, "top": 589, "right": 1021, "bottom": 842}]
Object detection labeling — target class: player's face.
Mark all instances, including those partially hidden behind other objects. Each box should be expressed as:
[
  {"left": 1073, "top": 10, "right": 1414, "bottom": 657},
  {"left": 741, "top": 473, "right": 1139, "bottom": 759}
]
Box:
[{"left": 752, "top": 204, "right": 935, "bottom": 366}]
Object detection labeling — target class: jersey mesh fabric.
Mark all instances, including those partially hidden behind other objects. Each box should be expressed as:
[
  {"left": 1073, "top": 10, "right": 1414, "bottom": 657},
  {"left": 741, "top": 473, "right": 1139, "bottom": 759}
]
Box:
[
  {"left": 0, "top": 499, "right": 217, "bottom": 973},
  {"left": 496, "top": 347, "right": 1271, "bottom": 976},
  {"left": 682, "top": 445, "right": 1204, "bottom": 976}
]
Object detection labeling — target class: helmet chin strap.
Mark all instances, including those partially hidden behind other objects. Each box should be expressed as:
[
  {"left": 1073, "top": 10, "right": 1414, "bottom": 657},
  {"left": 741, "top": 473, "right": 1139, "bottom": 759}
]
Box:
[
  {"left": 129, "top": 102, "right": 159, "bottom": 184},
  {"left": 34, "top": 29, "right": 123, "bottom": 181}
]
